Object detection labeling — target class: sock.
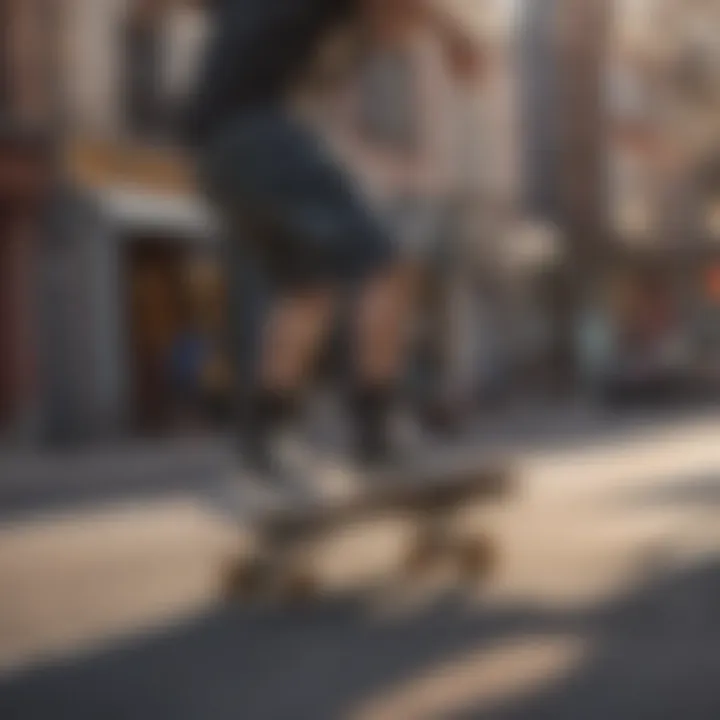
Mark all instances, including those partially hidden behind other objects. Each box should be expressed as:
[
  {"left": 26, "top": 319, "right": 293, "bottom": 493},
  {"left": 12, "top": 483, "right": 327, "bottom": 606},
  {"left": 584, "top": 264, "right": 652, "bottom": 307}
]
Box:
[{"left": 351, "top": 383, "right": 397, "bottom": 461}]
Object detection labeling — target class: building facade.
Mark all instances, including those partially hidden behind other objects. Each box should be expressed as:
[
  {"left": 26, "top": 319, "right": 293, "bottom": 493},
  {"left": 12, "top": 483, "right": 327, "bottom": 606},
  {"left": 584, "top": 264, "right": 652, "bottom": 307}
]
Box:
[
  {"left": 41, "top": 0, "right": 221, "bottom": 442},
  {"left": 597, "top": 0, "right": 720, "bottom": 393},
  {"left": 8, "top": 0, "right": 547, "bottom": 443}
]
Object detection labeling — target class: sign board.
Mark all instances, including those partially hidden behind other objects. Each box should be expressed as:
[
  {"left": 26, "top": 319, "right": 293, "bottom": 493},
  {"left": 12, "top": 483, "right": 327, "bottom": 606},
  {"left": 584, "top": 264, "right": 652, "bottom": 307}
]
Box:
[{"left": 64, "top": 138, "right": 196, "bottom": 196}]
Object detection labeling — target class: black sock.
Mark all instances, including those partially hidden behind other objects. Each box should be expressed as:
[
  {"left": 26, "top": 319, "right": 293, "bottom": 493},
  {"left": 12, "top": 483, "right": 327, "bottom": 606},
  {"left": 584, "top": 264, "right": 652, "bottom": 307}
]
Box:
[{"left": 351, "top": 383, "right": 397, "bottom": 461}]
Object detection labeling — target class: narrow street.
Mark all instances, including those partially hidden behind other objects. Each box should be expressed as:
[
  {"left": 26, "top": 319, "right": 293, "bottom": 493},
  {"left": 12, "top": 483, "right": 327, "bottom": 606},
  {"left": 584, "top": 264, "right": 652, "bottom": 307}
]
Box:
[
  {"left": 1, "top": 0, "right": 719, "bottom": 716},
  {"left": 0, "top": 410, "right": 718, "bottom": 719}
]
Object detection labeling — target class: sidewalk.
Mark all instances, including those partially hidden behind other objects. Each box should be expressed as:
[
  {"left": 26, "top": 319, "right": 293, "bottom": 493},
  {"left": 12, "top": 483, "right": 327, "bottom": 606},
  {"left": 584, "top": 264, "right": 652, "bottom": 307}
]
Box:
[
  {"left": 0, "top": 437, "right": 228, "bottom": 519},
  {"left": 2, "top": 402, "right": 720, "bottom": 512},
  {"left": 0, "top": 404, "right": 718, "bottom": 704}
]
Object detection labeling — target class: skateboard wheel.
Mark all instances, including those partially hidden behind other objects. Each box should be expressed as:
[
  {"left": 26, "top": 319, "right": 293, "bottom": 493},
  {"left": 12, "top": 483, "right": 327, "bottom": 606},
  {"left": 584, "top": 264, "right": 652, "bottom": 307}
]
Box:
[
  {"left": 403, "top": 534, "right": 444, "bottom": 577},
  {"left": 222, "top": 557, "right": 270, "bottom": 601},
  {"left": 455, "top": 536, "right": 497, "bottom": 581}
]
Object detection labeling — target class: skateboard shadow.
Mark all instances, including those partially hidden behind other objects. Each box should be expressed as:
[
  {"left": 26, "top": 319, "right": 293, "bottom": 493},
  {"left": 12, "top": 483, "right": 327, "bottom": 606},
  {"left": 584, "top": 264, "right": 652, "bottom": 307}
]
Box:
[{"left": 1, "top": 559, "right": 718, "bottom": 719}]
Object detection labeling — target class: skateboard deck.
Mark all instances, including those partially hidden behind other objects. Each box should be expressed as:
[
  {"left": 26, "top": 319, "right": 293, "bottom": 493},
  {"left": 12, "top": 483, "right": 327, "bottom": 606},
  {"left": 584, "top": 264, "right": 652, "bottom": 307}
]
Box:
[{"left": 222, "top": 457, "right": 514, "bottom": 603}]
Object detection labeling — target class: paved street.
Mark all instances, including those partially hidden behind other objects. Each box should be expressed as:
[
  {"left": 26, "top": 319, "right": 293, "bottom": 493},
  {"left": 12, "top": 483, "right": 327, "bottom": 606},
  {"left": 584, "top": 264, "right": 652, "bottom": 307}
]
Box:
[{"left": 0, "top": 409, "right": 719, "bottom": 719}]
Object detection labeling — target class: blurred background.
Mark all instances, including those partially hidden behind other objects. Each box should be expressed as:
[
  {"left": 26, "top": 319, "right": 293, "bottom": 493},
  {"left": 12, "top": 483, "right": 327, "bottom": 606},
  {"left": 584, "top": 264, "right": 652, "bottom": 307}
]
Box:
[
  {"left": 4, "top": 0, "right": 720, "bottom": 445},
  {"left": 0, "top": 1, "right": 719, "bottom": 718}
]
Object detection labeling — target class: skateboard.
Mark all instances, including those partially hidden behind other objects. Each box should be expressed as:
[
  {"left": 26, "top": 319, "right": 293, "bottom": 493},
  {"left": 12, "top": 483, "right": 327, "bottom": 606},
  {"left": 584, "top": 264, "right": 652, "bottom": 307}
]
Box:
[{"left": 222, "top": 458, "right": 514, "bottom": 604}]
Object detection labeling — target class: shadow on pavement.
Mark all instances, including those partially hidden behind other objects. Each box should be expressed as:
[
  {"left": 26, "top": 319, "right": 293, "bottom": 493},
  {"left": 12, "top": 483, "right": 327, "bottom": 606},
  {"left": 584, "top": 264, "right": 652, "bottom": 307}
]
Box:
[
  {"left": 616, "top": 471, "right": 720, "bottom": 511},
  {"left": 1, "top": 559, "right": 718, "bottom": 720},
  {"left": 3, "top": 407, "right": 720, "bottom": 524}
]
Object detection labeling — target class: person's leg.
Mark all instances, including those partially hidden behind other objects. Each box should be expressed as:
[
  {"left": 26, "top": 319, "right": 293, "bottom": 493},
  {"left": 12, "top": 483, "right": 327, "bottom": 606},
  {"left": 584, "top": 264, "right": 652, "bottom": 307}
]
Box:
[
  {"left": 242, "top": 287, "right": 335, "bottom": 470},
  {"left": 423, "top": 203, "right": 477, "bottom": 434},
  {"left": 434, "top": 270, "right": 479, "bottom": 431},
  {"left": 259, "top": 288, "right": 336, "bottom": 391},
  {"left": 351, "top": 262, "right": 419, "bottom": 462},
  {"left": 355, "top": 264, "right": 416, "bottom": 384},
  {"left": 204, "top": 108, "right": 397, "bottom": 477},
  {"left": 350, "top": 199, "right": 433, "bottom": 464}
]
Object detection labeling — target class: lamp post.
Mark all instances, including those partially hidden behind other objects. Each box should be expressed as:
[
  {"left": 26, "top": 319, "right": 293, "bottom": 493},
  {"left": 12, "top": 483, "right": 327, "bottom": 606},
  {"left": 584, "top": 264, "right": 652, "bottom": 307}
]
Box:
[{"left": 553, "top": 0, "right": 611, "bottom": 392}]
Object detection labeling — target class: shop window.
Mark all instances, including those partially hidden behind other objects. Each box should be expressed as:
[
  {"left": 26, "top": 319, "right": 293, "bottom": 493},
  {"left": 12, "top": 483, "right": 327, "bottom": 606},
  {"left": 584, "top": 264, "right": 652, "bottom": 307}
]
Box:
[
  {"left": 126, "top": 240, "right": 231, "bottom": 435},
  {"left": 123, "top": 2, "right": 207, "bottom": 142},
  {"left": 124, "top": 3, "right": 167, "bottom": 139}
]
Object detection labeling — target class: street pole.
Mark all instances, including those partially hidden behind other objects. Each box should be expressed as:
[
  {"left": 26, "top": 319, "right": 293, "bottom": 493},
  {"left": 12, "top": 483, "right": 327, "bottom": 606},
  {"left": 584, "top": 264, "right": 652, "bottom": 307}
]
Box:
[{"left": 554, "top": 0, "right": 611, "bottom": 393}]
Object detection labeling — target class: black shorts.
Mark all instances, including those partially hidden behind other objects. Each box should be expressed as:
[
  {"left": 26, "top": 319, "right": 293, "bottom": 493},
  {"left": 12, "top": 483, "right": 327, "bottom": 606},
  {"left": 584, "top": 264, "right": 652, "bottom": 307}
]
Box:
[{"left": 200, "top": 107, "right": 395, "bottom": 290}]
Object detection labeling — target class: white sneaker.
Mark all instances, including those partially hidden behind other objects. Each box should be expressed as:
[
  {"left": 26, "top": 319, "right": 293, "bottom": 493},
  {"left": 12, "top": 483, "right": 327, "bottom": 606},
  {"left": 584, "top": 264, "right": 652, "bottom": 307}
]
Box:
[{"left": 274, "top": 432, "right": 360, "bottom": 501}]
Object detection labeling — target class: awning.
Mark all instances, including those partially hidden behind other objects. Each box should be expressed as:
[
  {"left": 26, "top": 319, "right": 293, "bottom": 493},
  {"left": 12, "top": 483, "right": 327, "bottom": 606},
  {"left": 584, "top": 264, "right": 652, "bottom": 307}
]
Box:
[{"left": 93, "top": 183, "right": 219, "bottom": 238}]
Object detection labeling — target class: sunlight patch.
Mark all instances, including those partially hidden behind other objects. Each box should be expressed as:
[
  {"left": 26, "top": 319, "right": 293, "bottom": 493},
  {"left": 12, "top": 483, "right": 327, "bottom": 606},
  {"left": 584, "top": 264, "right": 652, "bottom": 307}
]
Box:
[{"left": 351, "top": 634, "right": 587, "bottom": 720}]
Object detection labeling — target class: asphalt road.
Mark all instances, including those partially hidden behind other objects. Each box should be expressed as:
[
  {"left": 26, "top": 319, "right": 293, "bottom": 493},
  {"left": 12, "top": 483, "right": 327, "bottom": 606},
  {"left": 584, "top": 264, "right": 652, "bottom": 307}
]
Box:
[
  {"left": 1, "top": 562, "right": 718, "bottom": 720},
  {"left": 1, "top": 410, "right": 719, "bottom": 719}
]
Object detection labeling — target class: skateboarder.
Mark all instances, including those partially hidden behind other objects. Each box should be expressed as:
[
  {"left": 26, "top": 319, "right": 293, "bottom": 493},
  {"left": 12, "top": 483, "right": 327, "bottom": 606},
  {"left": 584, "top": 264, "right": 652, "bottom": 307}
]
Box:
[
  {"left": 186, "top": 0, "right": 477, "bottom": 486},
  {"left": 334, "top": 8, "right": 487, "bottom": 434},
  {"left": 425, "top": 40, "right": 489, "bottom": 432},
  {"left": 335, "top": 0, "right": 454, "bottom": 433}
]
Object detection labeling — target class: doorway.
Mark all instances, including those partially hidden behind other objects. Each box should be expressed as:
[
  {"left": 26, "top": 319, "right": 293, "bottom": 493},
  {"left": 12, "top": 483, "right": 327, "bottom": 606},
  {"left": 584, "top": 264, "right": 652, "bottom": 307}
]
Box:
[{"left": 125, "top": 237, "right": 230, "bottom": 434}]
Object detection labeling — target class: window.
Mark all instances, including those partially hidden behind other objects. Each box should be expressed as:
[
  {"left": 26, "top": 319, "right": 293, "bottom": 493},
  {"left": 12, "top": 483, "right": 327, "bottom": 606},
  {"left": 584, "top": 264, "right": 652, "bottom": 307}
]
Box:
[
  {"left": 124, "top": 3, "right": 166, "bottom": 138},
  {"left": 123, "top": 1, "right": 208, "bottom": 142}
]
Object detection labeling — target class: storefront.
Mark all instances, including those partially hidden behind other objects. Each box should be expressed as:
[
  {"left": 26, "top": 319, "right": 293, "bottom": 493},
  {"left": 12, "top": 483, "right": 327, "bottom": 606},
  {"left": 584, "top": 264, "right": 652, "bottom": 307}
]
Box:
[
  {"left": 121, "top": 221, "right": 230, "bottom": 433},
  {"left": 45, "top": 139, "right": 226, "bottom": 442},
  {"left": 581, "top": 240, "right": 720, "bottom": 401}
]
